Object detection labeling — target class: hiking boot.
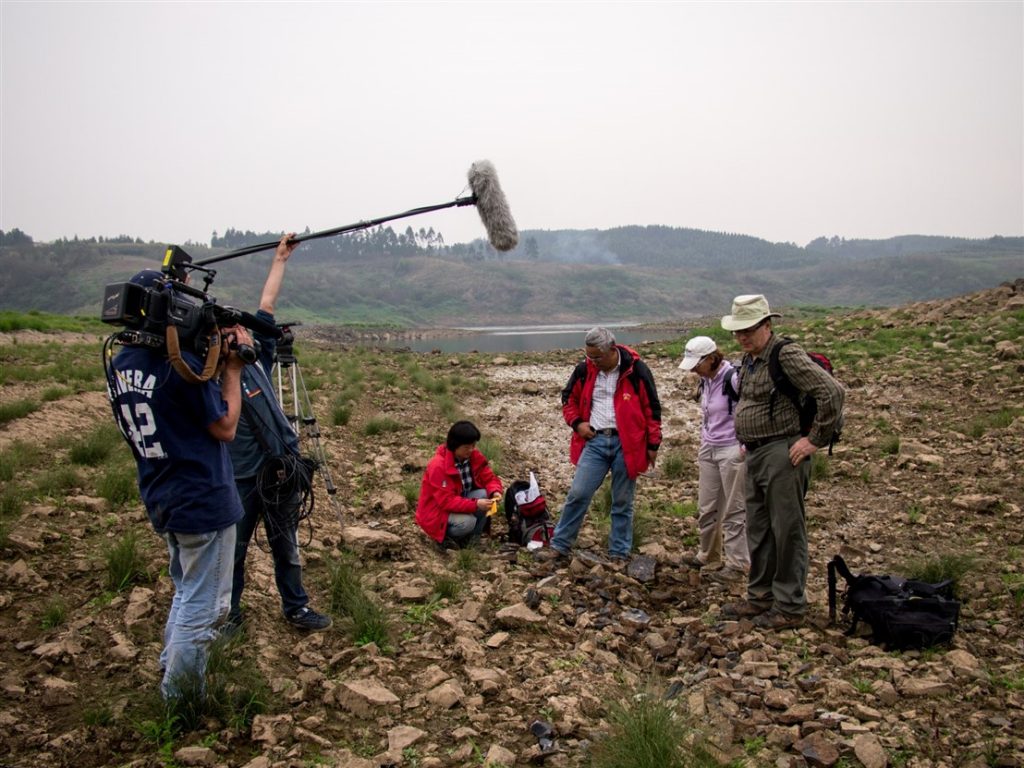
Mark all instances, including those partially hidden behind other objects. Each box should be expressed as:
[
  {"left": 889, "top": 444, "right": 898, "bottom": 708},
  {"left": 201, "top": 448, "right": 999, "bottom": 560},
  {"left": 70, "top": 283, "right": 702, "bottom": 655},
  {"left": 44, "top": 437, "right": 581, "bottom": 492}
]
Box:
[
  {"left": 286, "top": 606, "right": 333, "bottom": 631},
  {"left": 532, "top": 546, "right": 571, "bottom": 565},
  {"left": 721, "top": 600, "right": 771, "bottom": 619},
  {"left": 707, "top": 566, "right": 747, "bottom": 585},
  {"left": 753, "top": 609, "right": 804, "bottom": 631},
  {"left": 681, "top": 552, "right": 707, "bottom": 568}
]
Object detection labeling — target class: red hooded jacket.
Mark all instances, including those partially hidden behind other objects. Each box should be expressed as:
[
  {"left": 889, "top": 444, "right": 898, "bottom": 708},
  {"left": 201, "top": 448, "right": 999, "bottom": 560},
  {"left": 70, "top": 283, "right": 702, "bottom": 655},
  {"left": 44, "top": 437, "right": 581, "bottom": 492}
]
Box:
[
  {"left": 415, "top": 444, "right": 503, "bottom": 542},
  {"left": 561, "top": 344, "right": 662, "bottom": 479}
]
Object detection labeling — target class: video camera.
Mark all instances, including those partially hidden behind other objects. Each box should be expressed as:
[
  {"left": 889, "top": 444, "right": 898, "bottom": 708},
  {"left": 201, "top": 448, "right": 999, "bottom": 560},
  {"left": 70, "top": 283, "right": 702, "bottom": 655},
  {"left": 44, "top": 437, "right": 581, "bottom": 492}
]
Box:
[{"left": 101, "top": 245, "right": 280, "bottom": 364}]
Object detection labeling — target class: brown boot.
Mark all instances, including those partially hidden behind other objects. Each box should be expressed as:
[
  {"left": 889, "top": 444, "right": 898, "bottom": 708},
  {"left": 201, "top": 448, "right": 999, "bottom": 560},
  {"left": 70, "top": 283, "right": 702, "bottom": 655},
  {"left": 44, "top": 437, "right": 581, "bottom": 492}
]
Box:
[{"left": 721, "top": 600, "right": 771, "bottom": 619}]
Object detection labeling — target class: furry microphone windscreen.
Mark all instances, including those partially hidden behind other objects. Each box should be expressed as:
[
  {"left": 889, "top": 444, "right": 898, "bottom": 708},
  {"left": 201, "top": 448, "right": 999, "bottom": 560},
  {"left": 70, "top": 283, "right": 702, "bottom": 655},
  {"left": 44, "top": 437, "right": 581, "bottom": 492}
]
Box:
[{"left": 467, "top": 160, "right": 519, "bottom": 252}]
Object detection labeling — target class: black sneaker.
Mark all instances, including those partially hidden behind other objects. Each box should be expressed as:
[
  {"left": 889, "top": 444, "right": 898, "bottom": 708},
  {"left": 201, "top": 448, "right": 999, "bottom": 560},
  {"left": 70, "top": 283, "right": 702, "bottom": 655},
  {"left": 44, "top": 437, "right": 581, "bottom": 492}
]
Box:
[{"left": 286, "top": 606, "right": 333, "bottom": 631}]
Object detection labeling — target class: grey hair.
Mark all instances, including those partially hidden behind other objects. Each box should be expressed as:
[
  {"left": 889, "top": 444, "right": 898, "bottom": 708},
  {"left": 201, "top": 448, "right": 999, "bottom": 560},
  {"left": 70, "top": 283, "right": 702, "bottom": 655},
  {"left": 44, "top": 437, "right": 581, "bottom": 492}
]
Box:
[{"left": 584, "top": 326, "right": 616, "bottom": 352}]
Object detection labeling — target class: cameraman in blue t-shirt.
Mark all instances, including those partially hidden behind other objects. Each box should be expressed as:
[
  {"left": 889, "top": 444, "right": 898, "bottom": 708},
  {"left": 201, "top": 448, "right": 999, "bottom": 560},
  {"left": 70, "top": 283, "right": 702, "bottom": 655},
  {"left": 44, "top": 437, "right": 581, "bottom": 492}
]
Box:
[
  {"left": 226, "top": 234, "right": 331, "bottom": 632},
  {"left": 107, "top": 270, "right": 250, "bottom": 699}
]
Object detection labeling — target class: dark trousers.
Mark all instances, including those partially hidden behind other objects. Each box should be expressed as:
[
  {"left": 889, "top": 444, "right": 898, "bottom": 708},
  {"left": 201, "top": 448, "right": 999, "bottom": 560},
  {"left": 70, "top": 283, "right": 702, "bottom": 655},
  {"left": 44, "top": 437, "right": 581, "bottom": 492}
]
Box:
[{"left": 231, "top": 477, "right": 308, "bottom": 618}]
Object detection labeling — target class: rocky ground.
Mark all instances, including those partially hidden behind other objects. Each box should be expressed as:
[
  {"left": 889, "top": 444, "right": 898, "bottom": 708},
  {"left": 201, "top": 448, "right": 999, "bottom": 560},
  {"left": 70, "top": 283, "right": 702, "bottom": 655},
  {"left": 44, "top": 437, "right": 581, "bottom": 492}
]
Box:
[{"left": 1, "top": 281, "right": 1022, "bottom": 768}]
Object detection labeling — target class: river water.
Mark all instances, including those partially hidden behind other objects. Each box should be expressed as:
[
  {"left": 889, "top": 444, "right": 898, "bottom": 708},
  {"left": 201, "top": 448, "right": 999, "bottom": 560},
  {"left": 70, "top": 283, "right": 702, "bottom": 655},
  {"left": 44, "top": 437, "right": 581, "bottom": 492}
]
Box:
[{"left": 373, "top": 323, "right": 684, "bottom": 354}]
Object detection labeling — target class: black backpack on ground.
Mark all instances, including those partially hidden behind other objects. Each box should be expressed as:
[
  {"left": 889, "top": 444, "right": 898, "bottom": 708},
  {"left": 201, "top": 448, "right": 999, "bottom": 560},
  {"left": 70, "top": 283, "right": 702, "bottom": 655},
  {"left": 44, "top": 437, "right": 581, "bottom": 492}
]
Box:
[
  {"left": 768, "top": 338, "right": 845, "bottom": 455},
  {"left": 504, "top": 476, "right": 554, "bottom": 547},
  {"left": 828, "top": 554, "right": 961, "bottom": 650}
]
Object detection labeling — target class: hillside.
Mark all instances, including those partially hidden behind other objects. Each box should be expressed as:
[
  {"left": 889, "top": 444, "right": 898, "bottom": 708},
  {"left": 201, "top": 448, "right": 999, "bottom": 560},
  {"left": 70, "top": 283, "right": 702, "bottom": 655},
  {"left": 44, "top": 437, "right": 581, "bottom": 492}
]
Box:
[
  {"left": 1, "top": 227, "right": 1021, "bottom": 325},
  {"left": 0, "top": 280, "right": 1022, "bottom": 767}
]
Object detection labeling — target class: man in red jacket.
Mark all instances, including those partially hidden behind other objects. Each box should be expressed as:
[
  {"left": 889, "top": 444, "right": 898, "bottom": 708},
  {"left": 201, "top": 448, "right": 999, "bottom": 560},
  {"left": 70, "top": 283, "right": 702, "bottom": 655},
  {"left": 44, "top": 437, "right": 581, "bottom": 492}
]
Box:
[
  {"left": 416, "top": 421, "right": 503, "bottom": 550},
  {"left": 537, "top": 327, "right": 662, "bottom": 563}
]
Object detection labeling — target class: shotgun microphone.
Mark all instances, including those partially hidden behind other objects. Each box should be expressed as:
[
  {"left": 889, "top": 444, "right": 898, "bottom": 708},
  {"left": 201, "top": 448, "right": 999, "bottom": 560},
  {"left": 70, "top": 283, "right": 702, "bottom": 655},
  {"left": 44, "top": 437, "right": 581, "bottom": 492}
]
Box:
[
  {"left": 468, "top": 160, "right": 519, "bottom": 252},
  {"left": 192, "top": 160, "right": 520, "bottom": 268}
]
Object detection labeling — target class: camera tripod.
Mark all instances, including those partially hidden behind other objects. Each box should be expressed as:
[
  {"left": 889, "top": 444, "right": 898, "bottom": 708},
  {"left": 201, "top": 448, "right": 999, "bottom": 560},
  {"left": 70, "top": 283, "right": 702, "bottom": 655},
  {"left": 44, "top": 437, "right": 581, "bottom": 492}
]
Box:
[{"left": 272, "top": 323, "right": 340, "bottom": 522}]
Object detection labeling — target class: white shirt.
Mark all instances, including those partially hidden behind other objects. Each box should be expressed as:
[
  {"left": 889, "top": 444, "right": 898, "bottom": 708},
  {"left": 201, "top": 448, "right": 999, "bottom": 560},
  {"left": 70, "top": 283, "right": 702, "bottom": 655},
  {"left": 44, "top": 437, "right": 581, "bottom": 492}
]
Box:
[{"left": 589, "top": 351, "right": 620, "bottom": 430}]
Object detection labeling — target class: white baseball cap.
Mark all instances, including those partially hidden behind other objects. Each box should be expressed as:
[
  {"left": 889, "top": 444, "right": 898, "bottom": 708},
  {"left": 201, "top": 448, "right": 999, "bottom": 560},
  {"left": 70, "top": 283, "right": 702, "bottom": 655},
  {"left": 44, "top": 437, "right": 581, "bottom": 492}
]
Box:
[{"left": 678, "top": 336, "right": 718, "bottom": 371}]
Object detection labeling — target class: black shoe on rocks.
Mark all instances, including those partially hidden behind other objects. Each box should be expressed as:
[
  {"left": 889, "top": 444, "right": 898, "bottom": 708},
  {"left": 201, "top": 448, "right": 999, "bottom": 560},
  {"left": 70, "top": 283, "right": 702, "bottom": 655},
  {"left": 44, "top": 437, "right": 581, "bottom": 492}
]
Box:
[{"left": 286, "top": 606, "right": 333, "bottom": 631}]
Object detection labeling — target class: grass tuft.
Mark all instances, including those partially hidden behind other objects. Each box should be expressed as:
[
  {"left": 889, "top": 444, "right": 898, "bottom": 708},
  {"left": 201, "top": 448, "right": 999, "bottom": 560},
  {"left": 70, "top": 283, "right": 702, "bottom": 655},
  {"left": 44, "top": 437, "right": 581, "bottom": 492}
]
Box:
[
  {"left": 327, "top": 555, "right": 392, "bottom": 651},
  {"left": 105, "top": 530, "right": 150, "bottom": 592},
  {"left": 41, "top": 598, "right": 68, "bottom": 629},
  {"left": 363, "top": 415, "right": 403, "bottom": 436},
  {"left": 97, "top": 464, "right": 139, "bottom": 507},
  {"left": 69, "top": 423, "right": 122, "bottom": 466},
  {"left": 899, "top": 552, "right": 975, "bottom": 594},
  {"left": 588, "top": 685, "right": 718, "bottom": 768},
  {"left": 0, "top": 398, "right": 40, "bottom": 425},
  {"left": 659, "top": 450, "right": 687, "bottom": 480}
]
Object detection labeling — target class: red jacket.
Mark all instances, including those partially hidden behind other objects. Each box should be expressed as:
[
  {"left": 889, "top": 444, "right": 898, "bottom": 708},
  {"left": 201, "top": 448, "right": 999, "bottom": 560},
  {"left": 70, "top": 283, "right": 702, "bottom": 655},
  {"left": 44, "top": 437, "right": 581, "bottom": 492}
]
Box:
[
  {"left": 561, "top": 344, "right": 662, "bottom": 480},
  {"left": 415, "top": 444, "right": 503, "bottom": 542}
]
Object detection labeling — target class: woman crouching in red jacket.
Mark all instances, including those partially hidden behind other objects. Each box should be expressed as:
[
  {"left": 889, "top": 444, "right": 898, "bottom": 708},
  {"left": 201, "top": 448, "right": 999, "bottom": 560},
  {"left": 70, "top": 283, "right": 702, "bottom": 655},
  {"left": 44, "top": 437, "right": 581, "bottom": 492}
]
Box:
[{"left": 416, "top": 421, "right": 503, "bottom": 551}]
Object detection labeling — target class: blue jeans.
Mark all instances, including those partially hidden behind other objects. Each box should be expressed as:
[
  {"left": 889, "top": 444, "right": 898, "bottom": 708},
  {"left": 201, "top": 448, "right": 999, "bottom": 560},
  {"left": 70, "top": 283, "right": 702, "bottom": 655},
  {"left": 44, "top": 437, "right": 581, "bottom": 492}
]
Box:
[
  {"left": 551, "top": 433, "right": 636, "bottom": 558},
  {"left": 231, "top": 478, "right": 308, "bottom": 619},
  {"left": 160, "top": 524, "right": 235, "bottom": 699},
  {"left": 447, "top": 489, "right": 489, "bottom": 543}
]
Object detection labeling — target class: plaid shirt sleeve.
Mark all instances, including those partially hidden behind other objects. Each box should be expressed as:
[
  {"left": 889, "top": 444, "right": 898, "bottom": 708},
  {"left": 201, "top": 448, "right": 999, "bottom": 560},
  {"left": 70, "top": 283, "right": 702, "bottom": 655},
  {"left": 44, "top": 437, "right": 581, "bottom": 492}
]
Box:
[{"left": 776, "top": 343, "right": 845, "bottom": 448}]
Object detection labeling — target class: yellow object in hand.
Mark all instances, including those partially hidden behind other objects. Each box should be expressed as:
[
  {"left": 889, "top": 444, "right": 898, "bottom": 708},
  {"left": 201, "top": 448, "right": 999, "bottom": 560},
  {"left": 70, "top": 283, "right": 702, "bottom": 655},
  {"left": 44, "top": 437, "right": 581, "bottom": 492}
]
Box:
[{"left": 487, "top": 500, "right": 499, "bottom": 517}]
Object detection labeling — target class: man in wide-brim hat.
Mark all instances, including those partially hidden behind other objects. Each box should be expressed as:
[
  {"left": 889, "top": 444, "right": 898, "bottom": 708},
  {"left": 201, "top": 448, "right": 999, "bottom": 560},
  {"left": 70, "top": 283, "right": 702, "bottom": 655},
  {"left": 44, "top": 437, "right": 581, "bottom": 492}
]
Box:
[{"left": 718, "top": 294, "right": 844, "bottom": 630}]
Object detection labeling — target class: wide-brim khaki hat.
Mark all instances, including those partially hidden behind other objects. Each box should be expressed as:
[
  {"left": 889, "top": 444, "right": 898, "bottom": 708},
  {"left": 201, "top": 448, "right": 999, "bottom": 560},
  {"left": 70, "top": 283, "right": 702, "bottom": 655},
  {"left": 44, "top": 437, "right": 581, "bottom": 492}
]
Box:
[{"left": 720, "top": 294, "right": 782, "bottom": 331}]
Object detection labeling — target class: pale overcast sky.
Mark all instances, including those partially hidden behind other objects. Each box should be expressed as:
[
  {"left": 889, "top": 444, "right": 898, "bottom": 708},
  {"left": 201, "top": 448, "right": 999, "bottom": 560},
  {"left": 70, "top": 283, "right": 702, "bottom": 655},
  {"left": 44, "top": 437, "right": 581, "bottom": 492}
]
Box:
[{"left": 1, "top": 1, "right": 1021, "bottom": 248}]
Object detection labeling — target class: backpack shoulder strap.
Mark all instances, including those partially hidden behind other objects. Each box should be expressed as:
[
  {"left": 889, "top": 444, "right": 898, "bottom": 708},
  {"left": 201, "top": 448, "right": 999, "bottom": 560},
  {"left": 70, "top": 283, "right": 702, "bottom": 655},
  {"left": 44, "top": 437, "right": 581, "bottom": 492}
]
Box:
[
  {"left": 720, "top": 367, "right": 740, "bottom": 415},
  {"left": 768, "top": 337, "right": 801, "bottom": 408}
]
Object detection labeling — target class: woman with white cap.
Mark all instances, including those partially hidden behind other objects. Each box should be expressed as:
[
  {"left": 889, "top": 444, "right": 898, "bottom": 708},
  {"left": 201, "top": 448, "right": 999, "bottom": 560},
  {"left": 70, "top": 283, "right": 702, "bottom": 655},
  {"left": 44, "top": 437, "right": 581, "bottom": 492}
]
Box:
[{"left": 679, "top": 335, "right": 749, "bottom": 585}]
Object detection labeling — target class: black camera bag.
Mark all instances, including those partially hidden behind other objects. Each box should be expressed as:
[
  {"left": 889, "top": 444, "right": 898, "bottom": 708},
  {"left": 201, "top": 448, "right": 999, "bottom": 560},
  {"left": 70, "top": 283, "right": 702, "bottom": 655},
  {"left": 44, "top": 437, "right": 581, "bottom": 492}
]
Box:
[{"left": 828, "top": 555, "right": 960, "bottom": 650}]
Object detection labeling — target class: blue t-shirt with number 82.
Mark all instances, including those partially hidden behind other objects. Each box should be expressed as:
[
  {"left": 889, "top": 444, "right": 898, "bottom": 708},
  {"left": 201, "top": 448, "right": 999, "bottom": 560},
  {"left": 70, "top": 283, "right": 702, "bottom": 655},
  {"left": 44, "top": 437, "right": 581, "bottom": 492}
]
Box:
[{"left": 109, "top": 346, "right": 243, "bottom": 534}]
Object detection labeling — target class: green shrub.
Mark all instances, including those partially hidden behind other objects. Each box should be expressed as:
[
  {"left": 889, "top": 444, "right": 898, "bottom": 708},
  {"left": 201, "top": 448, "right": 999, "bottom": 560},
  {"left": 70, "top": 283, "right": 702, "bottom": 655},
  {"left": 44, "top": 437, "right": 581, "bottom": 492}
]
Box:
[
  {"left": 405, "top": 597, "right": 442, "bottom": 626},
  {"left": 82, "top": 704, "right": 114, "bottom": 727},
  {"left": 0, "top": 440, "right": 43, "bottom": 482},
  {"left": 332, "top": 403, "right": 352, "bottom": 426},
  {"left": 105, "top": 530, "right": 150, "bottom": 592},
  {"left": 632, "top": 504, "right": 653, "bottom": 552},
  {"left": 34, "top": 466, "right": 81, "bottom": 498},
  {"left": 659, "top": 450, "right": 687, "bottom": 480},
  {"left": 97, "top": 464, "right": 139, "bottom": 507},
  {"left": 401, "top": 480, "right": 419, "bottom": 508},
  {"left": 810, "top": 453, "right": 830, "bottom": 483},
  {"left": 41, "top": 599, "right": 68, "bottom": 629},
  {"left": 667, "top": 501, "right": 697, "bottom": 519},
  {"left": 879, "top": 435, "right": 900, "bottom": 455},
  {"left": 203, "top": 632, "right": 271, "bottom": 731},
  {"left": 588, "top": 688, "right": 717, "bottom": 768},
  {"left": 899, "top": 553, "right": 975, "bottom": 594},
  {"left": 41, "top": 386, "right": 71, "bottom": 402},
  {"left": 327, "top": 556, "right": 391, "bottom": 651},
  {"left": 477, "top": 436, "right": 503, "bottom": 475},
  {"left": 454, "top": 546, "right": 480, "bottom": 572},
  {"left": 69, "top": 423, "right": 121, "bottom": 466},
  {"left": 0, "top": 487, "right": 25, "bottom": 519},
  {"left": 434, "top": 395, "right": 460, "bottom": 421},
  {"left": 363, "top": 415, "right": 403, "bottom": 436},
  {"left": 0, "top": 398, "right": 40, "bottom": 424},
  {"left": 432, "top": 574, "right": 461, "bottom": 600}
]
